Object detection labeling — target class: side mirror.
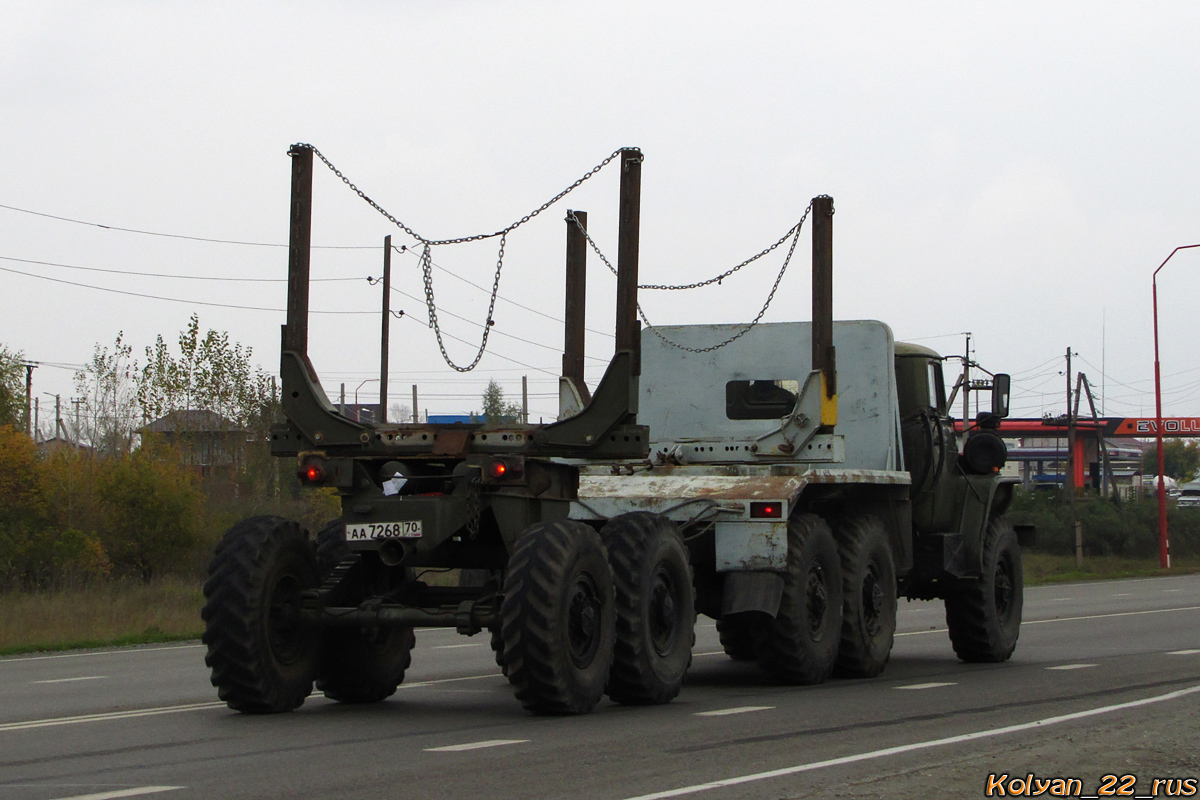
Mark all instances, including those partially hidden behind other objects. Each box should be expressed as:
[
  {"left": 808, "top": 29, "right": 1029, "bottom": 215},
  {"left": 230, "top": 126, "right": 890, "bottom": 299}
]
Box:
[{"left": 991, "top": 373, "right": 1010, "bottom": 419}]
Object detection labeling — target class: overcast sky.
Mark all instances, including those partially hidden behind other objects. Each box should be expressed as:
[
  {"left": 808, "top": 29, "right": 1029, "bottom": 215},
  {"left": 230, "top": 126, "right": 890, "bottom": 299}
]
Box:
[{"left": 4, "top": 2, "right": 1199, "bottom": 426}]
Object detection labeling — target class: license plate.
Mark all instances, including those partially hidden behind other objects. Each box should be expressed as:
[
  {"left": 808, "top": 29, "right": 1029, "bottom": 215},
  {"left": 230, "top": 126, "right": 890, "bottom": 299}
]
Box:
[{"left": 346, "top": 521, "right": 422, "bottom": 540}]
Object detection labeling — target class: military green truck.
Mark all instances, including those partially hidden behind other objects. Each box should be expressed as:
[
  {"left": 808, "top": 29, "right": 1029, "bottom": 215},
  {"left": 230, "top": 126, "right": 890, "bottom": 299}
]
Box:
[
  {"left": 571, "top": 196, "right": 1030, "bottom": 685},
  {"left": 201, "top": 149, "right": 1027, "bottom": 719}
]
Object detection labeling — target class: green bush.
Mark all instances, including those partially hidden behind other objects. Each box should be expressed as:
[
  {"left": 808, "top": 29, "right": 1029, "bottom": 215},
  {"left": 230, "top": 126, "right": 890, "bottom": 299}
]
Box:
[{"left": 1009, "top": 489, "right": 1200, "bottom": 559}]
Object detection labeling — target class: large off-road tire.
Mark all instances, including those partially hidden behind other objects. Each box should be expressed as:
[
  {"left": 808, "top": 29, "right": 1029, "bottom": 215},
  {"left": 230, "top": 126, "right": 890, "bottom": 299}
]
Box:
[
  {"left": 500, "top": 520, "right": 616, "bottom": 715},
  {"left": 716, "top": 614, "right": 760, "bottom": 661},
  {"left": 834, "top": 516, "right": 897, "bottom": 678},
  {"left": 601, "top": 512, "right": 695, "bottom": 705},
  {"left": 314, "top": 520, "right": 415, "bottom": 703},
  {"left": 945, "top": 517, "right": 1023, "bottom": 663},
  {"left": 202, "top": 516, "right": 320, "bottom": 713},
  {"left": 754, "top": 514, "right": 843, "bottom": 684}
]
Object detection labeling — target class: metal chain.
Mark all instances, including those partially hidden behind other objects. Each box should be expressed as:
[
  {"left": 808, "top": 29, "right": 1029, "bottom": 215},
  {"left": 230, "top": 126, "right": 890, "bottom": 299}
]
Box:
[
  {"left": 638, "top": 201, "right": 814, "bottom": 290},
  {"left": 298, "top": 143, "right": 625, "bottom": 245},
  {"left": 294, "top": 143, "right": 627, "bottom": 371},
  {"left": 465, "top": 476, "right": 482, "bottom": 539},
  {"left": 567, "top": 207, "right": 809, "bottom": 353}
]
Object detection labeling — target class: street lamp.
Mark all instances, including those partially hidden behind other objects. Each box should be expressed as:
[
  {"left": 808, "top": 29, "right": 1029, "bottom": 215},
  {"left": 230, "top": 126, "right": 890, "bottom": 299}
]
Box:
[
  {"left": 355, "top": 379, "right": 379, "bottom": 423},
  {"left": 1152, "top": 243, "right": 1200, "bottom": 569}
]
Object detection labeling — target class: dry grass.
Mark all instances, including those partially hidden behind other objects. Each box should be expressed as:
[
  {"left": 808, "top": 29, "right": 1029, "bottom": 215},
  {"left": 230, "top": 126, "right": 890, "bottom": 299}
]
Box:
[
  {"left": 1024, "top": 553, "right": 1200, "bottom": 585},
  {"left": 0, "top": 578, "right": 204, "bottom": 656}
]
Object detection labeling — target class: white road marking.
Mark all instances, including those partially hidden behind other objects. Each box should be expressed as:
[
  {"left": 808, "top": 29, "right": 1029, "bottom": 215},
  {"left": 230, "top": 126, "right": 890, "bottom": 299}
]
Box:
[
  {"left": 1046, "top": 663, "right": 1097, "bottom": 671},
  {"left": 1049, "top": 598, "right": 1072, "bottom": 602},
  {"left": 0, "top": 645, "right": 203, "bottom": 664},
  {"left": 897, "top": 604, "right": 1200, "bottom": 638},
  {"left": 895, "top": 682, "right": 956, "bottom": 690},
  {"left": 692, "top": 651, "right": 724, "bottom": 658},
  {"left": 620, "top": 683, "right": 1200, "bottom": 800},
  {"left": 695, "top": 706, "right": 774, "bottom": 717},
  {"left": 398, "top": 674, "right": 499, "bottom": 689},
  {"left": 0, "top": 702, "right": 223, "bottom": 733},
  {"left": 432, "top": 643, "right": 484, "bottom": 650},
  {"left": 48, "top": 788, "right": 185, "bottom": 800},
  {"left": 1163, "top": 589, "right": 1183, "bottom": 593},
  {"left": 1167, "top": 649, "right": 1200, "bottom": 655},
  {"left": 33, "top": 676, "right": 107, "bottom": 685},
  {"left": 425, "top": 739, "right": 528, "bottom": 752},
  {"left": 1112, "top": 593, "right": 1133, "bottom": 597}
]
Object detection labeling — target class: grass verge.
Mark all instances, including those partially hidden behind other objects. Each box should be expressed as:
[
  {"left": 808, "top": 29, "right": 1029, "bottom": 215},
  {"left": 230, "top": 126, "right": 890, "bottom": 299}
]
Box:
[
  {"left": 1023, "top": 553, "right": 1200, "bottom": 585},
  {"left": 0, "top": 578, "right": 204, "bottom": 656}
]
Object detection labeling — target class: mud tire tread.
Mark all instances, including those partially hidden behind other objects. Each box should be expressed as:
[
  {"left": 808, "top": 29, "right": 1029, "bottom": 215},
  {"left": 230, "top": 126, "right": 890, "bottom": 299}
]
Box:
[
  {"left": 500, "top": 520, "right": 616, "bottom": 715},
  {"left": 201, "top": 515, "right": 319, "bottom": 713},
  {"left": 602, "top": 512, "right": 695, "bottom": 705}
]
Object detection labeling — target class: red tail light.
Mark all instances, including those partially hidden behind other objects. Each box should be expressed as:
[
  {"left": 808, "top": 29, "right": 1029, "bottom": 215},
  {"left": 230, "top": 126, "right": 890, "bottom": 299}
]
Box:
[
  {"left": 483, "top": 457, "right": 524, "bottom": 482},
  {"left": 299, "top": 456, "right": 327, "bottom": 485},
  {"left": 749, "top": 501, "right": 783, "bottom": 519}
]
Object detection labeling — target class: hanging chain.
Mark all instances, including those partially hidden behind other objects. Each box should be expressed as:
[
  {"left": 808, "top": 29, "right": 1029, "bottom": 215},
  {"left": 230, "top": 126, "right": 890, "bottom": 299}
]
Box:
[
  {"left": 298, "top": 143, "right": 624, "bottom": 246},
  {"left": 294, "top": 143, "right": 627, "bottom": 371},
  {"left": 566, "top": 204, "right": 810, "bottom": 354},
  {"left": 639, "top": 201, "right": 814, "bottom": 290}
]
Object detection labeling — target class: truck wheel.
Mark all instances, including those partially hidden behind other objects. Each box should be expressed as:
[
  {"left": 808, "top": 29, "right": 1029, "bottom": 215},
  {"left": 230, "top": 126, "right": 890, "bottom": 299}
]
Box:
[
  {"left": 945, "top": 517, "right": 1023, "bottom": 662},
  {"left": 500, "top": 520, "right": 616, "bottom": 715},
  {"left": 602, "top": 512, "right": 695, "bottom": 705},
  {"left": 716, "top": 614, "right": 760, "bottom": 661},
  {"left": 314, "top": 520, "right": 415, "bottom": 703},
  {"left": 834, "top": 516, "right": 897, "bottom": 678},
  {"left": 202, "top": 516, "right": 320, "bottom": 713},
  {"left": 754, "top": 515, "right": 843, "bottom": 684}
]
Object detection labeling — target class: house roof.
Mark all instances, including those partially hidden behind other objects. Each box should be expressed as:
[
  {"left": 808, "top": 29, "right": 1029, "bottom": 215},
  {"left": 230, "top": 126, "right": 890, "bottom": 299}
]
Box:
[{"left": 140, "top": 409, "right": 244, "bottom": 433}]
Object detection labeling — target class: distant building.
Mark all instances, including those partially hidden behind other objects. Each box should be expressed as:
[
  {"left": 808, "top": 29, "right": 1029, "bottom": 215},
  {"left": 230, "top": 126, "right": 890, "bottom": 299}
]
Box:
[
  {"left": 36, "top": 436, "right": 92, "bottom": 457},
  {"left": 139, "top": 410, "right": 247, "bottom": 480}
]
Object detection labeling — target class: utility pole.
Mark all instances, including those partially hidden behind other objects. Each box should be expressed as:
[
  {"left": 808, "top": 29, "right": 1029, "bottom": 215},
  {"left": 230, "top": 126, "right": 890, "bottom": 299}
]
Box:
[
  {"left": 33, "top": 397, "right": 39, "bottom": 442},
  {"left": 23, "top": 362, "right": 36, "bottom": 437},
  {"left": 412, "top": 384, "right": 419, "bottom": 423},
  {"left": 1064, "top": 347, "right": 1077, "bottom": 503},
  {"left": 380, "top": 235, "right": 392, "bottom": 423},
  {"left": 522, "top": 375, "right": 528, "bottom": 424},
  {"left": 961, "top": 334, "right": 971, "bottom": 445}
]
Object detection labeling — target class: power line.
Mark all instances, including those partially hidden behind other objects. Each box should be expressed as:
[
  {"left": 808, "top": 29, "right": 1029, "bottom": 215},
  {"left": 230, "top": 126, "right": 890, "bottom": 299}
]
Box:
[
  {"left": 0, "top": 201, "right": 374, "bottom": 249},
  {"left": 0, "top": 254, "right": 363, "bottom": 282},
  {"left": 0, "top": 263, "right": 373, "bottom": 314}
]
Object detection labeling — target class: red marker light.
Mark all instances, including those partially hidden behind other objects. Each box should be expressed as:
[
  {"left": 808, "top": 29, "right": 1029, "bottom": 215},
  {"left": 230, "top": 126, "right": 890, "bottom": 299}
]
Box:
[
  {"left": 749, "top": 501, "right": 783, "bottom": 519},
  {"left": 298, "top": 457, "right": 326, "bottom": 485},
  {"left": 486, "top": 460, "right": 508, "bottom": 479}
]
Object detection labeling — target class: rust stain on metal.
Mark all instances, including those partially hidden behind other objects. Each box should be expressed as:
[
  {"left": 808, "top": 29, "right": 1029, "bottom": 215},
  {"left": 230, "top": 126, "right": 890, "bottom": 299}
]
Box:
[{"left": 579, "top": 474, "right": 807, "bottom": 502}]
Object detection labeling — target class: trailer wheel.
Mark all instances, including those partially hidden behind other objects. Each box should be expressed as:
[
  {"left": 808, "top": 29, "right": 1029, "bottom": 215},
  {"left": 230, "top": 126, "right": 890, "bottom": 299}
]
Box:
[
  {"left": 834, "top": 516, "right": 897, "bottom": 678},
  {"left": 500, "top": 520, "right": 616, "bottom": 715},
  {"left": 716, "top": 614, "right": 760, "bottom": 661},
  {"left": 754, "top": 515, "right": 843, "bottom": 684},
  {"left": 202, "top": 516, "right": 320, "bottom": 713},
  {"left": 314, "top": 520, "right": 415, "bottom": 703},
  {"left": 601, "top": 513, "right": 695, "bottom": 705},
  {"left": 945, "top": 517, "right": 1023, "bottom": 662}
]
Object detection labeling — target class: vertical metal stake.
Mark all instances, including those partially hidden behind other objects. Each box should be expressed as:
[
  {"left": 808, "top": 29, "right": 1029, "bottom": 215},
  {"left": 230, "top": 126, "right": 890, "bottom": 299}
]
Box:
[
  {"left": 380, "top": 235, "right": 392, "bottom": 423},
  {"left": 615, "top": 149, "right": 642, "bottom": 373}
]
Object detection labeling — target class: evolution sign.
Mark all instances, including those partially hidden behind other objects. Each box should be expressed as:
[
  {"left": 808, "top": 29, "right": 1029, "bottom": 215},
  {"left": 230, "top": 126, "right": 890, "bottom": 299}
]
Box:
[{"left": 1110, "top": 417, "right": 1200, "bottom": 436}]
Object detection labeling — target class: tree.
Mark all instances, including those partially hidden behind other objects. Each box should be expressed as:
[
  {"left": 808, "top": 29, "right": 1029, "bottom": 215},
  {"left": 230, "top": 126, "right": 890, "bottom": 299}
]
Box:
[
  {"left": 74, "top": 333, "right": 140, "bottom": 455},
  {"left": 138, "top": 314, "right": 273, "bottom": 429},
  {"left": 480, "top": 379, "right": 523, "bottom": 424},
  {"left": 1142, "top": 439, "right": 1200, "bottom": 483},
  {"left": 0, "top": 344, "right": 25, "bottom": 430}
]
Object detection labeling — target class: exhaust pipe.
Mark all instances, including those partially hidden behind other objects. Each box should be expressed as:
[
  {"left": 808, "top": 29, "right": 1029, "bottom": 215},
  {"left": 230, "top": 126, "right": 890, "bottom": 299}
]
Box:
[{"left": 378, "top": 539, "right": 408, "bottom": 567}]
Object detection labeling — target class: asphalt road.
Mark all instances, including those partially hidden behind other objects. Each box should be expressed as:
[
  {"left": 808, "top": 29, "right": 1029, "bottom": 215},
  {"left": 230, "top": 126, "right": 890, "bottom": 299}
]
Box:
[{"left": 1, "top": 574, "right": 1198, "bottom": 800}]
